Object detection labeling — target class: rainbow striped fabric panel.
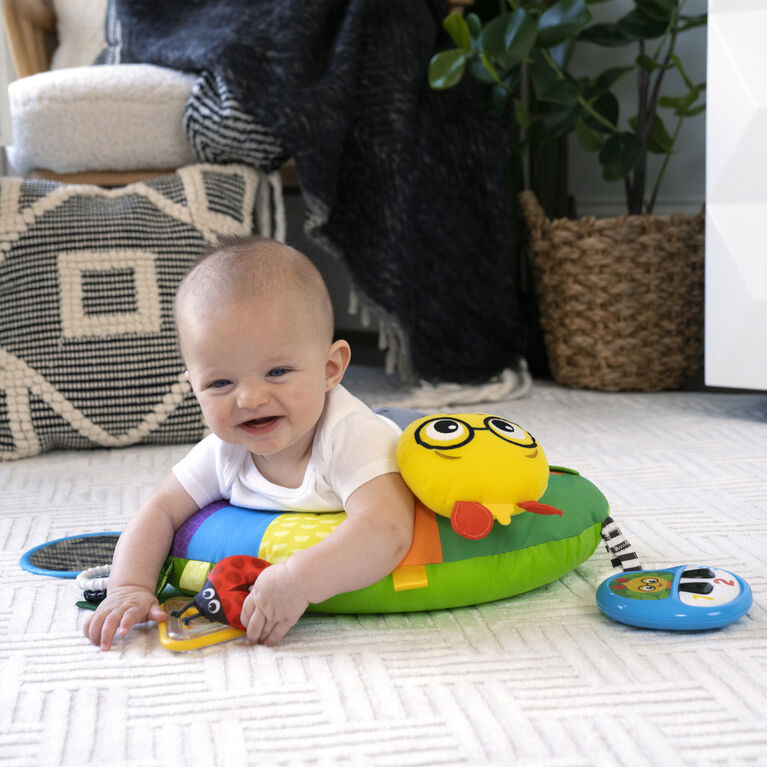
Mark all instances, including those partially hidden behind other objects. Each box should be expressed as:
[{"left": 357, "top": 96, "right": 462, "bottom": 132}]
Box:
[{"left": 172, "top": 503, "right": 347, "bottom": 564}]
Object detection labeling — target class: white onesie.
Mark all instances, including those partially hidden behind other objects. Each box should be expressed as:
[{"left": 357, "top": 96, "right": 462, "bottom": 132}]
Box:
[{"left": 172, "top": 385, "right": 400, "bottom": 512}]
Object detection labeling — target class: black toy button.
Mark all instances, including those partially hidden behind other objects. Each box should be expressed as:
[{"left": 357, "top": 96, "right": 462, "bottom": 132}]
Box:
[
  {"left": 678, "top": 581, "right": 714, "bottom": 595},
  {"left": 681, "top": 568, "right": 715, "bottom": 579}
]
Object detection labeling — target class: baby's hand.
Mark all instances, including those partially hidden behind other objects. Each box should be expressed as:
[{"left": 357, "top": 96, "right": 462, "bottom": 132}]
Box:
[
  {"left": 239, "top": 561, "right": 309, "bottom": 646},
  {"left": 82, "top": 586, "right": 167, "bottom": 651}
]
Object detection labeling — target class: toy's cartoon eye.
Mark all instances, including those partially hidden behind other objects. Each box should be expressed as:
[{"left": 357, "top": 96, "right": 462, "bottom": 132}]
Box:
[
  {"left": 206, "top": 599, "right": 221, "bottom": 614},
  {"left": 638, "top": 585, "right": 657, "bottom": 592},
  {"left": 641, "top": 578, "right": 660, "bottom": 585},
  {"left": 483, "top": 417, "right": 537, "bottom": 447},
  {"left": 201, "top": 587, "right": 216, "bottom": 599},
  {"left": 415, "top": 417, "right": 472, "bottom": 449}
]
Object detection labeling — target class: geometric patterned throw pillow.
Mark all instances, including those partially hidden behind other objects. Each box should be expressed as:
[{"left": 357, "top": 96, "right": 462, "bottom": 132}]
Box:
[{"left": 0, "top": 164, "right": 267, "bottom": 459}]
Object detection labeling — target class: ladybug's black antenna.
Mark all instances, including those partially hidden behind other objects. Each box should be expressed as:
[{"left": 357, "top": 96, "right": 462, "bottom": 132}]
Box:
[{"left": 170, "top": 599, "right": 204, "bottom": 625}]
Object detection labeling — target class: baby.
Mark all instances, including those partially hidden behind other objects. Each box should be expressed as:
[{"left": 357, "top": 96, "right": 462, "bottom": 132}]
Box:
[{"left": 84, "top": 236, "right": 414, "bottom": 649}]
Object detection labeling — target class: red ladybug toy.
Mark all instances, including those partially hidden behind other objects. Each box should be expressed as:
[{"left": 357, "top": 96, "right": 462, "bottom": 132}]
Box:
[{"left": 171, "top": 555, "right": 270, "bottom": 630}]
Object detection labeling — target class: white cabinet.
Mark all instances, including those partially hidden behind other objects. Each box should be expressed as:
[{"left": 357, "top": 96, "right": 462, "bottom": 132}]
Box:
[
  {"left": 705, "top": 1, "right": 767, "bottom": 390},
  {"left": 0, "top": 19, "right": 13, "bottom": 145}
]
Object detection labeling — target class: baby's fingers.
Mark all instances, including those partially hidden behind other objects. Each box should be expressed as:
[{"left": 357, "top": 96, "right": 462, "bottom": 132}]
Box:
[
  {"left": 245, "top": 607, "right": 267, "bottom": 644},
  {"left": 82, "top": 609, "right": 103, "bottom": 644},
  {"left": 148, "top": 603, "right": 168, "bottom": 624},
  {"left": 85, "top": 606, "right": 122, "bottom": 650},
  {"left": 262, "top": 619, "right": 294, "bottom": 647},
  {"left": 112, "top": 603, "right": 167, "bottom": 646},
  {"left": 85, "top": 603, "right": 158, "bottom": 651},
  {"left": 240, "top": 592, "right": 255, "bottom": 630}
]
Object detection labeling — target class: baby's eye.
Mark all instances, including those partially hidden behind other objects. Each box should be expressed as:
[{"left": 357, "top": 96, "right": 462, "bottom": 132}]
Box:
[
  {"left": 267, "top": 367, "right": 289, "bottom": 378},
  {"left": 209, "top": 379, "right": 232, "bottom": 389}
]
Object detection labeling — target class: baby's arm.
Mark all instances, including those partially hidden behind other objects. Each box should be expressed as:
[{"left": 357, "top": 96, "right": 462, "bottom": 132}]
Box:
[
  {"left": 83, "top": 473, "right": 199, "bottom": 650},
  {"left": 240, "top": 471, "right": 414, "bottom": 646}
]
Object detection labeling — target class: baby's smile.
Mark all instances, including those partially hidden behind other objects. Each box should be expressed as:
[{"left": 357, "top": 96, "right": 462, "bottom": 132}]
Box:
[{"left": 240, "top": 415, "right": 282, "bottom": 433}]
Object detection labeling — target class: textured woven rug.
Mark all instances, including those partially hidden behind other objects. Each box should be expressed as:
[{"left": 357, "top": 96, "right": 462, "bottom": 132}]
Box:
[{"left": 2, "top": 371, "right": 765, "bottom": 766}]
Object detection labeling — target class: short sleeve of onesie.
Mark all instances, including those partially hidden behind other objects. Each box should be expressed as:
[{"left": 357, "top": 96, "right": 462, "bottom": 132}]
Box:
[
  {"left": 172, "top": 434, "right": 249, "bottom": 509},
  {"left": 320, "top": 406, "right": 400, "bottom": 505}
]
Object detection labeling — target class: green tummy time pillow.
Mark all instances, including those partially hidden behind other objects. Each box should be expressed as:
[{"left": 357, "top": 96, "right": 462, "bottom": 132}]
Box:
[
  {"left": 167, "top": 466, "right": 608, "bottom": 614},
  {"left": 0, "top": 164, "right": 268, "bottom": 459}
]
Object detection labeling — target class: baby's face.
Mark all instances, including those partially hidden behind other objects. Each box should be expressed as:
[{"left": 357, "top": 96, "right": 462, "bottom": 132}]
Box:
[{"left": 179, "top": 295, "right": 339, "bottom": 467}]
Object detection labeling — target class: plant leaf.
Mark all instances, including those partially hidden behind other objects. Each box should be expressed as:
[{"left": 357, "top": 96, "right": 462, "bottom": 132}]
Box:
[
  {"left": 636, "top": 0, "right": 677, "bottom": 22},
  {"left": 636, "top": 53, "right": 660, "bottom": 72},
  {"left": 468, "top": 56, "right": 496, "bottom": 84},
  {"left": 529, "top": 59, "right": 579, "bottom": 105},
  {"left": 579, "top": 22, "right": 633, "bottom": 47},
  {"left": 669, "top": 53, "right": 694, "bottom": 89},
  {"left": 629, "top": 114, "right": 674, "bottom": 153},
  {"left": 481, "top": 51, "right": 502, "bottom": 84},
  {"left": 503, "top": 8, "right": 539, "bottom": 68},
  {"left": 593, "top": 66, "right": 634, "bottom": 93},
  {"left": 537, "top": 0, "right": 592, "bottom": 49},
  {"left": 575, "top": 117, "right": 605, "bottom": 151},
  {"left": 443, "top": 13, "right": 472, "bottom": 53},
  {"left": 617, "top": 9, "right": 669, "bottom": 40},
  {"left": 479, "top": 13, "right": 515, "bottom": 60},
  {"left": 677, "top": 13, "right": 707, "bottom": 32},
  {"left": 599, "top": 132, "right": 642, "bottom": 181},
  {"left": 479, "top": 11, "right": 536, "bottom": 71},
  {"left": 536, "top": 104, "right": 581, "bottom": 144},
  {"left": 659, "top": 86, "right": 705, "bottom": 116},
  {"left": 583, "top": 90, "right": 619, "bottom": 132},
  {"left": 647, "top": 115, "right": 674, "bottom": 153},
  {"left": 465, "top": 12, "right": 482, "bottom": 39},
  {"left": 428, "top": 50, "right": 467, "bottom": 90},
  {"left": 684, "top": 103, "right": 706, "bottom": 118},
  {"left": 549, "top": 39, "right": 575, "bottom": 70}
]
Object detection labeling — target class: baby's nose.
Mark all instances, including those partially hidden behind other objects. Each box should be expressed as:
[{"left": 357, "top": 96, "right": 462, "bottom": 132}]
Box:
[{"left": 236, "top": 383, "right": 269, "bottom": 409}]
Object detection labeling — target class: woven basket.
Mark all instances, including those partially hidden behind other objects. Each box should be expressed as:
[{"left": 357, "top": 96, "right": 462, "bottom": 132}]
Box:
[{"left": 519, "top": 190, "right": 704, "bottom": 392}]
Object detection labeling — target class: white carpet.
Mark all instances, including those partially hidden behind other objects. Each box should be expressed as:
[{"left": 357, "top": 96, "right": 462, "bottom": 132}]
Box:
[{"left": 2, "top": 369, "right": 766, "bottom": 766}]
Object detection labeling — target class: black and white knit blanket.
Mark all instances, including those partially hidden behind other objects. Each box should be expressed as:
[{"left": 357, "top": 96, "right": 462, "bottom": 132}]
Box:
[{"left": 100, "top": 0, "right": 526, "bottom": 385}]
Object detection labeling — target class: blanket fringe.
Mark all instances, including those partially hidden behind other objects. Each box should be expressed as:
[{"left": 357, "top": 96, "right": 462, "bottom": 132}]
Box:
[
  {"left": 254, "top": 170, "right": 286, "bottom": 242},
  {"left": 369, "top": 362, "right": 533, "bottom": 410},
  {"left": 348, "top": 286, "right": 413, "bottom": 382}
]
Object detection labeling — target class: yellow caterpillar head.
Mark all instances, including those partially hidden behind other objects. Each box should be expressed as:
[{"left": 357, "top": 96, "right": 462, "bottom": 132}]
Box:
[{"left": 395, "top": 414, "right": 552, "bottom": 535}]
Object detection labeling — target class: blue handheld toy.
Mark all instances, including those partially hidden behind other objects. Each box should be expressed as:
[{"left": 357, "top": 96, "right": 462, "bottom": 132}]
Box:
[{"left": 596, "top": 565, "right": 752, "bottom": 631}]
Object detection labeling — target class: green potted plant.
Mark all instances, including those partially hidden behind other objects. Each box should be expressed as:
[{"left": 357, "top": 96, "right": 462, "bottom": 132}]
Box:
[{"left": 429, "top": 0, "right": 707, "bottom": 392}]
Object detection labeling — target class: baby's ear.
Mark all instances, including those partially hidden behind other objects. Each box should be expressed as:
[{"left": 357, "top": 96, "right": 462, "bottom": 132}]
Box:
[{"left": 325, "top": 340, "right": 351, "bottom": 390}]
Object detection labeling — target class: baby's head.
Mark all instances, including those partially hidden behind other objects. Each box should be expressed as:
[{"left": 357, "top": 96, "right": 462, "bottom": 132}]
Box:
[
  {"left": 175, "top": 236, "right": 351, "bottom": 461},
  {"left": 175, "top": 235, "right": 334, "bottom": 349}
]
